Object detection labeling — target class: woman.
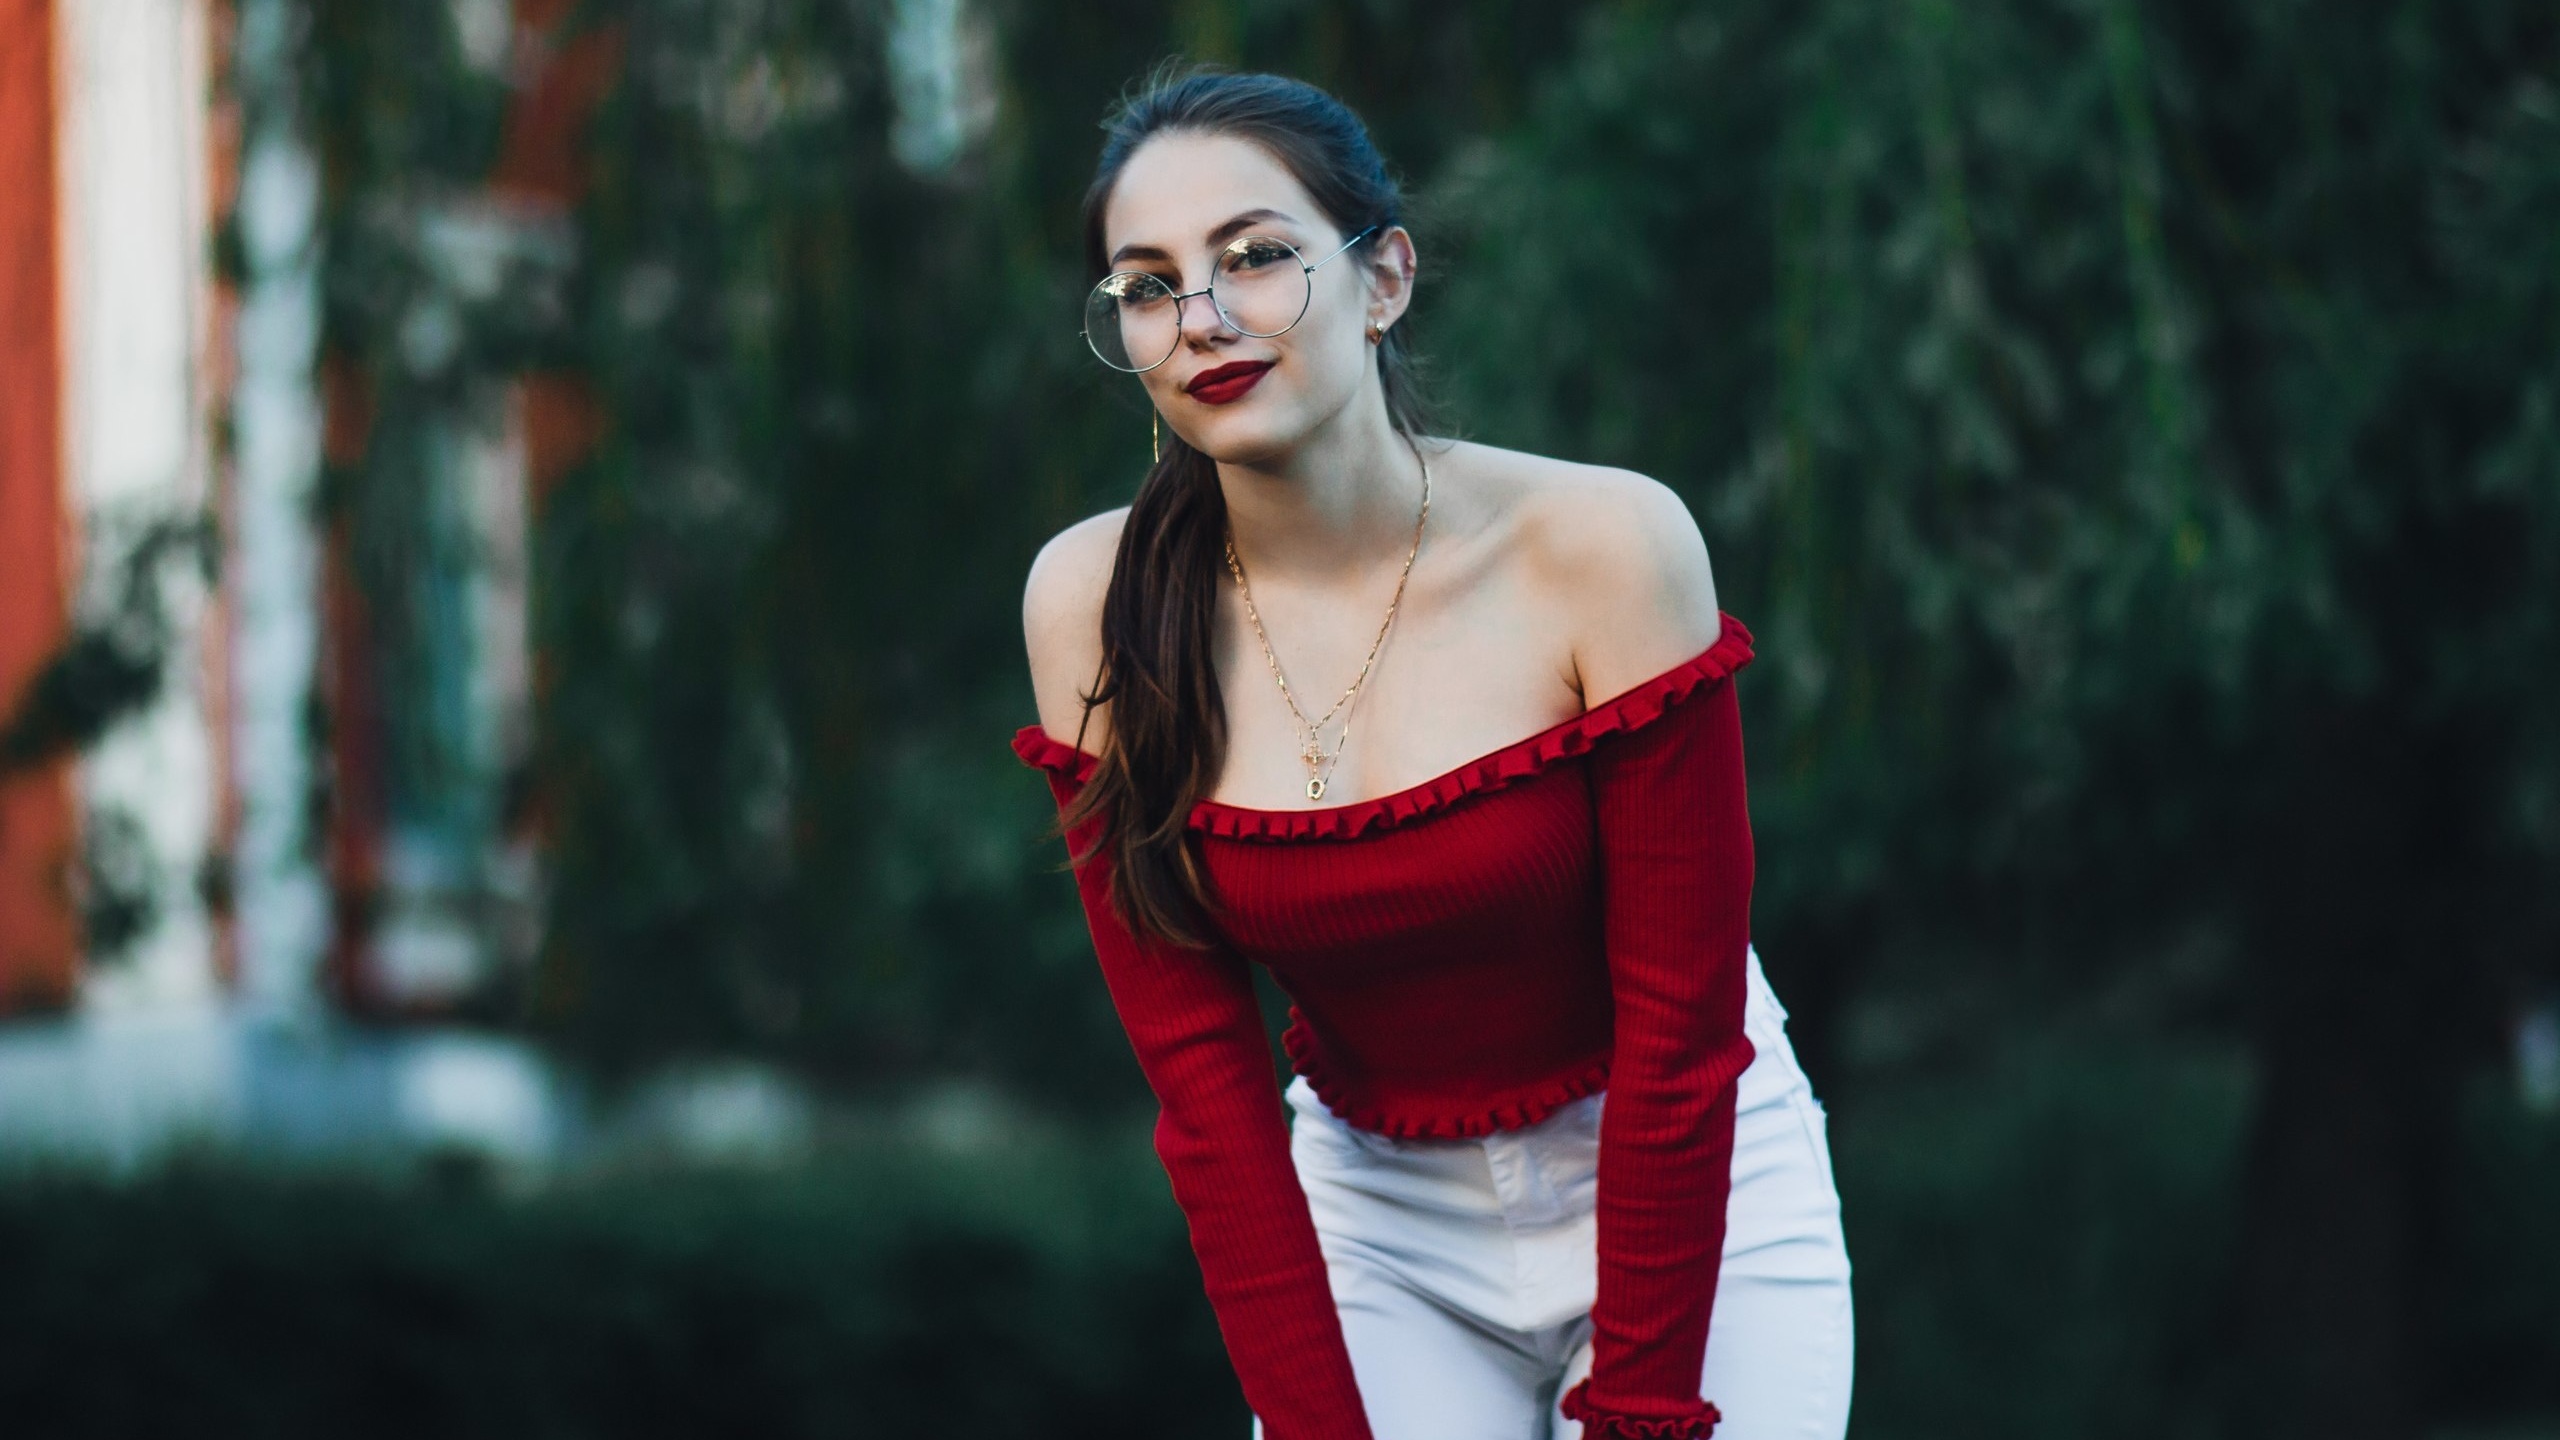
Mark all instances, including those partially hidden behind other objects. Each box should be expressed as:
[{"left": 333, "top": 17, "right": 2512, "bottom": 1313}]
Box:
[{"left": 1015, "top": 64, "right": 1852, "bottom": 1440}]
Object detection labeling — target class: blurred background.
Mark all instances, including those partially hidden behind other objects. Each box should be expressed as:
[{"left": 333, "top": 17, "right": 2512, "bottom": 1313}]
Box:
[{"left": 0, "top": 1, "right": 2554, "bottom": 1436}]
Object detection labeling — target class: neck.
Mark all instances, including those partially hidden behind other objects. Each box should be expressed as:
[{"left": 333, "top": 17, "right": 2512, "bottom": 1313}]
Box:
[{"left": 1216, "top": 388, "right": 1424, "bottom": 581}]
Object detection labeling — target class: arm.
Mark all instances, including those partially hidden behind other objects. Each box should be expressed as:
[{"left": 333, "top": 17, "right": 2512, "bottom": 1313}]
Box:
[
  {"left": 1025, "top": 762, "right": 1375, "bottom": 1440},
  {"left": 1019, "top": 517, "right": 1373, "bottom": 1440},
  {"left": 1537, "top": 473, "right": 1754, "bottom": 1438},
  {"left": 1562, "top": 673, "right": 1755, "bottom": 1439}
]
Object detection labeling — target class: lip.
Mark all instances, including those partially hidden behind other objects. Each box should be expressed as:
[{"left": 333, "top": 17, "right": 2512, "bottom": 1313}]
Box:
[{"left": 1186, "top": 359, "right": 1275, "bottom": 404}]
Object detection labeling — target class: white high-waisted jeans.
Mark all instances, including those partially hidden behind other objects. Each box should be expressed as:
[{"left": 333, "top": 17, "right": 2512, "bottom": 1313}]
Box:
[{"left": 1251, "top": 945, "right": 1853, "bottom": 1440}]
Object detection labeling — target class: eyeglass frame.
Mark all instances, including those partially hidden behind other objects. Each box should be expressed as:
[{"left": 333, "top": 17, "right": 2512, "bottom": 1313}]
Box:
[{"left": 1080, "top": 223, "right": 1384, "bottom": 373}]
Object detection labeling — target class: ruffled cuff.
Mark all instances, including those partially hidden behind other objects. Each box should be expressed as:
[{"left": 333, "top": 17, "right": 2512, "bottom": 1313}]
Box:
[{"left": 1559, "top": 1379, "right": 1721, "bottom": 1440}]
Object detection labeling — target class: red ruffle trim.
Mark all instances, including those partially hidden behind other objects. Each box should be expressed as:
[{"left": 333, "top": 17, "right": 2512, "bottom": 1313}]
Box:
[
  {"left": 1010, "top": 612, "right": 1755, "bottom": 844},
  {"left": 1559, "top": 1380, "right": 1722, "bottom": 1440},
  {"left": 1281, "top": 1009, "right": 1612, "bottom": 1138},
  {"left": 1010, "top": 725, "right": 1099, "bottom": 780}
]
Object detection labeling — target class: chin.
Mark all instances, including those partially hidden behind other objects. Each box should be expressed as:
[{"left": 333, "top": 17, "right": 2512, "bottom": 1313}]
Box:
[{"left": 1185, "top": 406, "right": 1310, "bottom": 465}]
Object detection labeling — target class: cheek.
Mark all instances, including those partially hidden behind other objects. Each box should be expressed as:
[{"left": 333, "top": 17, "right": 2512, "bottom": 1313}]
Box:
[{"left": 1284, "top": 314, "right": 1371, "bottom": 408}]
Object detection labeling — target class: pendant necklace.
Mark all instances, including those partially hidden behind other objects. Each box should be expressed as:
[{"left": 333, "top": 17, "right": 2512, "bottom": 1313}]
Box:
[{"left": 1223, "top": 445, "right": 1431, "bottom": 802}]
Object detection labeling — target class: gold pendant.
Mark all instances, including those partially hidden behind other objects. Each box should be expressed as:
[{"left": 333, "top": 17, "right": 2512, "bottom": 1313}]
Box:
[{"left": 1307, "top": 776, "right": 1326, "bottom": 801}]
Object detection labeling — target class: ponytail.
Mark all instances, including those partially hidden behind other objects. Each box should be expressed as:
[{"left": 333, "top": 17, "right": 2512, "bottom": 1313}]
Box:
[{"left": 1062, "top": 431, "right": 1230, "bottom": 947}]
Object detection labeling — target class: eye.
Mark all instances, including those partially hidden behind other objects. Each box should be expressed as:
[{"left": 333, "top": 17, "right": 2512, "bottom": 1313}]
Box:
[
  {"left": 1224, "top": 236, "right": 1297, "bottom": 272},
  {"left": 1100, "top": 272, "right": 1173, "bottom": 306}
]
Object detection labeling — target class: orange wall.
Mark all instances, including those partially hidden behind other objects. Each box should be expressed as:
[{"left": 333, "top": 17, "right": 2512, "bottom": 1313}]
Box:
[
  {"left": 0, "top": 0, "right": 79, "bottom": 1011},
  {"left": 204, "top": 0, "right": 241, "bottom": 988},
  {"left": 498, "top": 0, "right": 616, "bottom": 506}
]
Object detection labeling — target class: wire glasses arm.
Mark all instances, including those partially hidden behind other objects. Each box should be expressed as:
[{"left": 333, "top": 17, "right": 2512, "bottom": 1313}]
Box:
[{"left": 1304, "top": 223, "right": 1382, "bottom": 272}]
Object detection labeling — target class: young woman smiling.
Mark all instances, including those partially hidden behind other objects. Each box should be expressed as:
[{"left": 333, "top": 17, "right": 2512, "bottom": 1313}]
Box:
[{"left": 1015, "top": 65, "right": 1853, "bottom": 1440}]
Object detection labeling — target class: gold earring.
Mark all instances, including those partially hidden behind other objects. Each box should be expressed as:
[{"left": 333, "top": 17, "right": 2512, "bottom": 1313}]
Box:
[
  {"left": 1152, "top": 410, "right": 1160, "bottom": 463},
  {"left": 1366, "top": 321, "right": 1384, "bottom": 345}
]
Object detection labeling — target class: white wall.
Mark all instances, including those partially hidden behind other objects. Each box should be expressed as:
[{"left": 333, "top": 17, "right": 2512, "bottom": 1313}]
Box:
[{"left": 56, "top": 0, "right": 221, "bottom": 1012}]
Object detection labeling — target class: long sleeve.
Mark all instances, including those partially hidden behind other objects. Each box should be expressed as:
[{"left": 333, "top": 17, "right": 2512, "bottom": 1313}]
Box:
[
  {"left": 1560, "top": 667, "right": 1757, "bottom": 1440},
  {"left": 1027, "top": 758, "right": 1375, "bottom": 1440}
]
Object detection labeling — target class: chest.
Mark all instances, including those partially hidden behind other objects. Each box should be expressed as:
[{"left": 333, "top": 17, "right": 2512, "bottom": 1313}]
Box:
[
  {"left": 1208, "top": 567, "right": 1583, "bottom": 811},
  {"left": 1199, "top": 765, "right": 1600, "bottom": 966}
]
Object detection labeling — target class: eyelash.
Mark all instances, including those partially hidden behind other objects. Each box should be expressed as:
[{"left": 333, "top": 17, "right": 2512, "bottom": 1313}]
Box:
[{"left": 1135, "top": 237, "right": 1301, "bottom": 281}]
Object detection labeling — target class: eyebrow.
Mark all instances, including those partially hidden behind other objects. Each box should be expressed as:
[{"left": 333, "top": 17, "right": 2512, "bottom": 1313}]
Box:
[{"left": 1109, "top": 208, "right": 1301, "bottom": 267}]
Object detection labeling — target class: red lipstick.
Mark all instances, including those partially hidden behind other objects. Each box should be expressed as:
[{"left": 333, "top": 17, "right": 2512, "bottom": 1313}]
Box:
[{"left": 1186, "top": 359, "right": 1274, "bottom": 405}]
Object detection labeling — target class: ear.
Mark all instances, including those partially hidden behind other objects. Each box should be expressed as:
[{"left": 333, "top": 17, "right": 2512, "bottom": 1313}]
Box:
[{"left": 1361, "top": 224, "right": 1419, "bottom": 332}]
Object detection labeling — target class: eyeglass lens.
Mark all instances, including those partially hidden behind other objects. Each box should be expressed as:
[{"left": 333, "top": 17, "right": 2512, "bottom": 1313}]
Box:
[{"left": 1082, "top": 235, "right": 1318, "bottom": 373}]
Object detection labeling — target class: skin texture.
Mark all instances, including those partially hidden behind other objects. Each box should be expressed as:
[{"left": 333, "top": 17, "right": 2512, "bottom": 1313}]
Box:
[{"left": 1026, "top": 130, "right": 1721, "bottom": 810}]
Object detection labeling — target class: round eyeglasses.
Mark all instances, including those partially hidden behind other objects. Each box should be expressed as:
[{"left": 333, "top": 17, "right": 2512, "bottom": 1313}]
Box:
[{"left": 1082, "top": 224, "right": 1380, "bottom": 373}]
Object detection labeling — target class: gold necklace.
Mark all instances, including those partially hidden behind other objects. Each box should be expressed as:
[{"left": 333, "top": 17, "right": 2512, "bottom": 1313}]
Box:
[{"left": 1223, "top": 445, "right": 1432, "bottom": 802}]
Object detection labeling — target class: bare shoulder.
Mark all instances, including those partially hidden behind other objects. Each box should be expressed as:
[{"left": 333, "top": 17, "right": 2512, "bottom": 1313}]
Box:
[
  {"left": 1022, "top": 507, "right": 1128, "bottom": 747},
  {"left": 1480, "top": 446, "right": 1721, "bottom": 704}
]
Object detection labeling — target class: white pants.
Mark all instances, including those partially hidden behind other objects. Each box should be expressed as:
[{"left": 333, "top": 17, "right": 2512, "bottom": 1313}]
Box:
[{"left": 1252, "top": 945, "right": 1853, "bottom": 1440}]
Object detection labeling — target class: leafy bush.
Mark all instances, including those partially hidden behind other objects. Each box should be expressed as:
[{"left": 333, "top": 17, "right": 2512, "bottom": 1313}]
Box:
[
  {"left": 5, "top": 1050, "right": 2554, "bottom": 1437},
  {"left": 0, "top": 1123, "right": 1239, "bottom": 1439}
]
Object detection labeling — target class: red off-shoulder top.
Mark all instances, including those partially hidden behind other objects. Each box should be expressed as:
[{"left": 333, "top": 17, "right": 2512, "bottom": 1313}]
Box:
[{"left": 1012, "top": 612, "right": 1759, "bottom": 1440}]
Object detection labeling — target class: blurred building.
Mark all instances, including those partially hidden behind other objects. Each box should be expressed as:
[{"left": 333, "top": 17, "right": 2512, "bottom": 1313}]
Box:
[
  {"left": 0, "top": 0, "right": 574, "bottom": 1168},
  {"left": 0, "top": 0, "right": 995, "bottom": 1172},
  {"left": 3, "top": 0, "right": 242, "bottom": 1017}
]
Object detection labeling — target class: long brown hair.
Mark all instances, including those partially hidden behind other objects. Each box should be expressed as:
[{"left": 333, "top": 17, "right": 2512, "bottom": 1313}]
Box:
[{"left": 1066, "top": 63, "right": 1439, "bottom": 947}]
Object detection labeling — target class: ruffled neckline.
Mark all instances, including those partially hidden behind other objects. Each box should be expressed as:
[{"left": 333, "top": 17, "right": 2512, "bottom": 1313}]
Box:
[{"left": 1010, "top": 611, "right": 1754, "bottom": 843}]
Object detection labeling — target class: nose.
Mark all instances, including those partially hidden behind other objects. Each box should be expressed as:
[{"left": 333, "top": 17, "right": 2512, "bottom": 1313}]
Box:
[{"left": 1176, "top": 283, "right": 1236, "bottom": 349}]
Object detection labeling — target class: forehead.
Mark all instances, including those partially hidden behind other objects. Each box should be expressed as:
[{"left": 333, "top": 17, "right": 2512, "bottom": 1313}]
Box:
[{"left": 1103, "top": 131, "right": 1325, "bottom": 255}]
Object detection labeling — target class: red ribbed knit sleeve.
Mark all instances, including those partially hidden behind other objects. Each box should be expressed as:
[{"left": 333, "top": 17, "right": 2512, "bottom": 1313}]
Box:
[
  {"left": 1028, "top": 761, "right": 1375, "bottom": 1440},
  {"left": 1559, "top": 665, "right": 1757, "bottom": 1440}
]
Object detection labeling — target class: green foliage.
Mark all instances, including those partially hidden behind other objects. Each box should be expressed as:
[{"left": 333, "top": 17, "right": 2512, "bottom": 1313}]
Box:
[
  {"left": 1836, "top": 1037, "right": 2251, "bottom": 1439},
  {"left": 1428, "top": 0, "right": 2560, "bottom": 1030},
  {"left": 5, "top": 1051, "right": 2555, "bottom": 1436},
  {"left": 2438, "top": 1080, "right": 2560, "bottom": 1425},
  {"left": 0, "top": 516, "right": 214, "bottom": 775},
  {"left": 0, "top": 1129, "right": 1240, "bottom": 1438},
  {"left": 0, "top": 513, "right": 216, "bottom": 966}
]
